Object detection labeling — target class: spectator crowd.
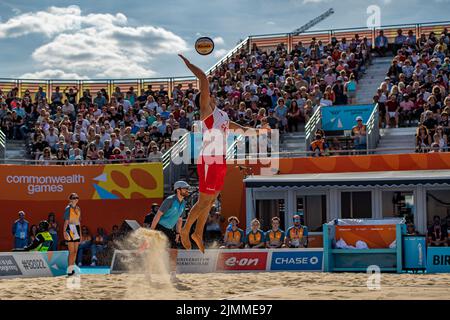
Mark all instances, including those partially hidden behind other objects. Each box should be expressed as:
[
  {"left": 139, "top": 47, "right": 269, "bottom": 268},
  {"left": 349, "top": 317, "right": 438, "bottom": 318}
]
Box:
[
  {"left": 371, "top": 28, "right": 450, "bottom": 152},
  {"left": 0, "top": 32, "right": 372, "bottom": 163}
]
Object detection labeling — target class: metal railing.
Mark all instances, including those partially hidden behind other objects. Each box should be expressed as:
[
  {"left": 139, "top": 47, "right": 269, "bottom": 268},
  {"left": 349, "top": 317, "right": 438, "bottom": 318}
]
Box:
[
  {"left": 206, "top": 37, "right": 250, "bottom": 75},
  {"left": 0, "top": 130, "right": 5, "bottom": 160},
  {"left": 226, "top": 134, "right": 246, "bottom": 160},
  {"left": 247, "top": 20, "right": 450, "bottom": 52},
  {"left": 305, "top": 106, "right": 322, "bottom": 150},
  {"left": 227, "top": 146, "right": 418, "bottom": 159},
  {"left": 162, "top": 132, "right": 190, "bottom": 193},
  {"left": 0, "top": 157, "right": 163, "bottom": 165},
  {"left": 0, "top": 145, "right": 422, "bottom": 164},
  {"left": 366, "top": 104, "right": 380, "bottom": 154},
  {"left": 0, "top": 20, "right": 447, "bottom": 100}
]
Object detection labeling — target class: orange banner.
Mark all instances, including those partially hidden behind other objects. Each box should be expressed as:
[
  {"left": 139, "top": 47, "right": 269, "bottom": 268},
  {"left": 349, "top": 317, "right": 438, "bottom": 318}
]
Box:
[
  {"left": 335, "top": 225, "right": 397, "bottom": 249},
  {"left": 0, "top": 163, "right": 163, "bottom": 201}
]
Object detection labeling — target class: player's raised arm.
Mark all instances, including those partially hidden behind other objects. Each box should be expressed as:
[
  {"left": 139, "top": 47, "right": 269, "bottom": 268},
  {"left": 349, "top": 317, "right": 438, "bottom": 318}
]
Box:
[{"left": 178, "top": 54, "right": 211, "bottom": 116}]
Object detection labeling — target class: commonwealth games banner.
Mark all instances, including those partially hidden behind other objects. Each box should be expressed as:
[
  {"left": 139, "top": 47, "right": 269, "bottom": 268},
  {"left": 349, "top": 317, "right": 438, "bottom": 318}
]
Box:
[
  {"left": 321, "top": 104, "right": 375, "bottom": 131},
  {"left": 0, "top": 163, "right": 163, "bottom": 201}
]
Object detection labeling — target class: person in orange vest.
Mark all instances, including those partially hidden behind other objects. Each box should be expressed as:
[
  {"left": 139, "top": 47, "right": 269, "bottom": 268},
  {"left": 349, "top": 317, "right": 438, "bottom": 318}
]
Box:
[
  {"left": 285, "top": 214, "right": 309, "bottom": 248},
  {"left": 220, "top": 216, "right": 244, "bottom": 249},
  {"left": 352, "top": 116, "right": 367, "bottom": 150},
  {"left": 309, "top": 133, "right": 329, "bottom": 157},
  {"left": 245, "top": 219, "right": 266, "bottom": 249},
  {"left": 265, "top": 217, "right": 286, "bottom": 248}
]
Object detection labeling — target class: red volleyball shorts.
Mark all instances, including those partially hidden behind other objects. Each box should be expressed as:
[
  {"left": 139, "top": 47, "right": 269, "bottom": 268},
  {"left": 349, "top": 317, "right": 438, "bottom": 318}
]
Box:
[{"left": 197, "top": 155, "right": 227, "bottom": 195}]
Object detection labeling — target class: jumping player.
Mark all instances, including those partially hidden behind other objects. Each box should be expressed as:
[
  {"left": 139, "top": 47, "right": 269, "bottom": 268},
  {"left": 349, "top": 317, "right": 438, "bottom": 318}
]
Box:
[{"left": 178, "top": 54, "right": 260, "bottom": 253}]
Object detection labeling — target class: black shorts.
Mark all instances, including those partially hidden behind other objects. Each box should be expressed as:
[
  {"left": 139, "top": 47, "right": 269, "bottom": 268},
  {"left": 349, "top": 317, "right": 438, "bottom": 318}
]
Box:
[
  {"left": 155, "top": 224, "right": 177, "bottom": 249},
  {"left": 65, "top": 225, "right": 81, "bottom": 243}
]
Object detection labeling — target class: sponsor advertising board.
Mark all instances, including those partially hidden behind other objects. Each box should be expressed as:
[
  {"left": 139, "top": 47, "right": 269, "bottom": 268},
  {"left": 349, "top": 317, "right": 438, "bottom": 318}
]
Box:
[
  {"left": 0, "top": 251, "right": 68, "bottom": 278},
  {"left": 216, "top": 251, "right": 268, "bottom": 271},
  {"left": 0, "top": 163, "right": 163, "bottom": 201},
  {"left": 427, "top": 247, "right": 450, "bottom": 273},
  {"left": 335, "top": 225, "right": 397, "bottom": 249},
  {"left": 111, "top": 249, "right": 329, "bottom": 274},
  {"left": 176, "top": 249, "right": 218, "bottom": 273},
  {"left": 321, "top": 104, "right": 374, "bottom": 131},
  {"left": 270, "top": 249, "right": 323, "bottom": 271}
]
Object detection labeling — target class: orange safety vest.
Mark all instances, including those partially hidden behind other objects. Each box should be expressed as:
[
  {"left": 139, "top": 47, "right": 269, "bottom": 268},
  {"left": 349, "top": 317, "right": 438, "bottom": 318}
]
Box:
[
  {"left": 310, "top": 139, "right": 326, "bottom": 152},
  {"left": 226, "top": 229, "right": 242, "bottom": 243},
  {"left": 268, "top": 230, "right": 282, "bottom": 242},
  {"left": 248, "top": 231, "right": 262, "bottom": 245}
]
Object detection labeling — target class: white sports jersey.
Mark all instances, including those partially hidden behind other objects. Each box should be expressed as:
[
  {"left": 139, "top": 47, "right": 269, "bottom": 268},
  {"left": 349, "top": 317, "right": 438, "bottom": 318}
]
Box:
[{"left": 201, "top": 107, "right": 230, "bottom": 157}]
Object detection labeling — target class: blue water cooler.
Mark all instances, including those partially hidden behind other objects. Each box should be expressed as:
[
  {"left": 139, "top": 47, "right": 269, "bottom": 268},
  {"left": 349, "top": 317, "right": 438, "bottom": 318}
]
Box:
[{"left": 402, "top": 235, "right": 427, "bottom": 272}]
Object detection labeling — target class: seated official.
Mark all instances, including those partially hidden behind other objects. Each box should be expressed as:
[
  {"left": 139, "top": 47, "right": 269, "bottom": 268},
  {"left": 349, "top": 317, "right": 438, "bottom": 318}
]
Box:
[
  {"left": 309, "top": 134, "right": 329, "bottom": 157},
  {"left": 285, "top": 215, "right": 308, "bottom": 248},
  {"left": 220, "top": 216, "right": 244, "bottom": 249},
  {"left": 265, "top": 217, "right": 285, "bottom": 249},
  {"left": 16, "top": 220, "right": 53, "bottom": 252},
  {"left": 351, "top": 116, "right": 367, "bottom": 150},
  {"left": 245, "top": 219, "right": 266, "bottom": 249}
]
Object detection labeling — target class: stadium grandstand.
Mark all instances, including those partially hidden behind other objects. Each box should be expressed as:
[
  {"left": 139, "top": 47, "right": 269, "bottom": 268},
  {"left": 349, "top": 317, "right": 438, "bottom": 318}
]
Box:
[{"left": 0, "top": 21, "right": 447, "bottom": 167}]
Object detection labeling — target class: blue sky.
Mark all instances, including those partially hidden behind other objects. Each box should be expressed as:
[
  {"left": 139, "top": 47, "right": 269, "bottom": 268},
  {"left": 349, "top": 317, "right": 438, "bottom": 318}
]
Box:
[{"left": 0, "top": 0, "right": 449, "bottom": 79}]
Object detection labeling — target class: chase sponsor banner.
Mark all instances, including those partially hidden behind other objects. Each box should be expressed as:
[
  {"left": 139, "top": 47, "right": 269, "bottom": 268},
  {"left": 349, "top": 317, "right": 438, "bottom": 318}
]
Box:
[
  {"left": 177, "top": 250, "right": 218, "bottom": 273},
  {"left": 321, "top": 104, "right": 375, "bottom": 131},
  {"left": 270, "top": 249, "right": 323, "bottom": 271},
  {"left": 0, "top": 251, "right": 68, "bottom": 278},
  {"left": 427, "top": 247, "right": 450, "bottom": 273}
]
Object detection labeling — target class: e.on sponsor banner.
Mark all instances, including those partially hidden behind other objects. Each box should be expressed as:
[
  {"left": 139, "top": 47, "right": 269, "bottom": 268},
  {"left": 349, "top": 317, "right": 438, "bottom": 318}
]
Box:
[
  {"left": 216, "top": 251, "right": 268, "bottom": 271},
  {"left": 176, "top": 250, "right": 218, "bottom": 273}
]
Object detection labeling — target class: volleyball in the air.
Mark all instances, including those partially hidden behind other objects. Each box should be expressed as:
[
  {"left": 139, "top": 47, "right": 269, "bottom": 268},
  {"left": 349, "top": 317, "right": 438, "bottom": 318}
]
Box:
[{"left": 195, "top": 37, "right": 215, "bottom": 55}]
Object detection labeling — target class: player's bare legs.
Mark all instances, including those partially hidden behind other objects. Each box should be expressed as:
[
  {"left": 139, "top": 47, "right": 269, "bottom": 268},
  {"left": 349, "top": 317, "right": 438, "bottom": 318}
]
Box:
[{"left": 180, "top": 192, "right": 216, "bottom": 252}]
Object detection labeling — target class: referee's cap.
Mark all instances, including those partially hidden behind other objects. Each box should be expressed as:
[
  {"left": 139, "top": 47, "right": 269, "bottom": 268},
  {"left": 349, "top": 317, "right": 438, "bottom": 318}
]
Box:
[{"left": 174, "top": 180, "right": 190, "bottom": 190}]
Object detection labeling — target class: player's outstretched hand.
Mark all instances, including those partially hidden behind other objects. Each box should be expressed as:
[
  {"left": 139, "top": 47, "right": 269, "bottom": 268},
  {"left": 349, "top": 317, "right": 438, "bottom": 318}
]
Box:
[{"left": 178, "top": 54, "right": 190, "bottom": 64}]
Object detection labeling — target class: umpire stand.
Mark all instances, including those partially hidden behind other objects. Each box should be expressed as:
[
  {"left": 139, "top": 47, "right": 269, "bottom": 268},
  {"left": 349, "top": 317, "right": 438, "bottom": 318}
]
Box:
[{"left": 323, "top": 218, "right": 405, "bottom": 273}]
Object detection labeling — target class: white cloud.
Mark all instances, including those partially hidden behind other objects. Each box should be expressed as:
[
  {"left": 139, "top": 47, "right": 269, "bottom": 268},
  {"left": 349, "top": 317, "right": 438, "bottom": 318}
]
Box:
[
  {"left": 0, "top": 6, "right": 188, "bottom": 79},
  {"left": 267, "top": 21, "right": 276, "bottom": 25},
  {"left": 213, "top": 49, "right": 228, "bottom": 58},
  {"left": 212, "top": 36, "right": 225, "bottom": 45}
]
